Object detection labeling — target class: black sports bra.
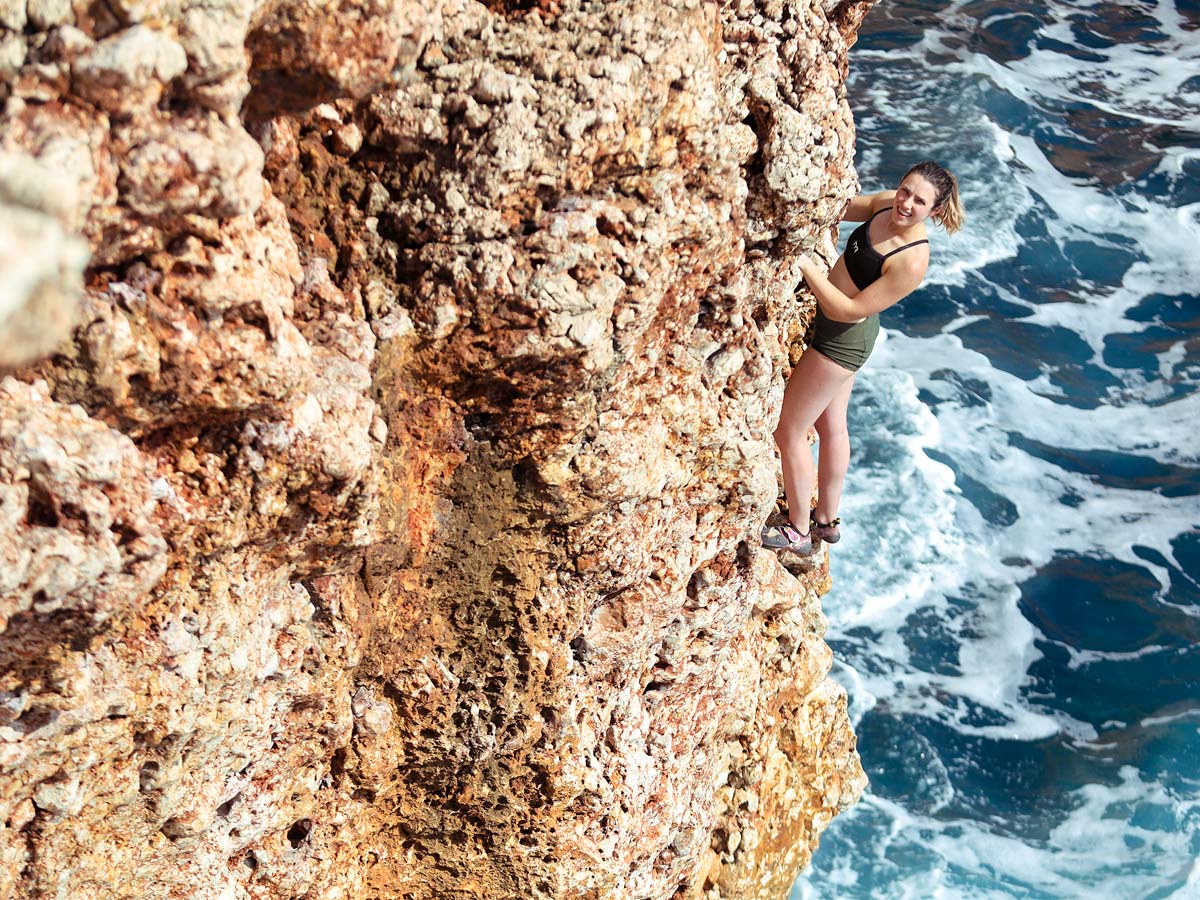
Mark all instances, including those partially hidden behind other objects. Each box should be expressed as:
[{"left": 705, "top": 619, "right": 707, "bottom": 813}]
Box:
[{"left": 843, "top": 207, "right": 929, "bottom": 291}]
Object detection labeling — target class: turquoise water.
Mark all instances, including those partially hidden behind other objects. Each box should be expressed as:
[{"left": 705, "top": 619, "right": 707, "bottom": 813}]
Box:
[{"left": 792, "top": 3, "right": 1200, "bottom": 898}]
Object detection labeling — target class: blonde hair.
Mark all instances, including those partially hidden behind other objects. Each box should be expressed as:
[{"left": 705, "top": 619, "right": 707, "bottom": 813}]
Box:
[{"left": 905, "top": 161, "right": 965, "bottom": 234}]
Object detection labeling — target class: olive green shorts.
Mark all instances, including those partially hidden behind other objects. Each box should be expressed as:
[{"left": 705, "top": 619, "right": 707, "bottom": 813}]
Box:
[{"left": 811, "top": 308, "right": 880, "bottom": 372}]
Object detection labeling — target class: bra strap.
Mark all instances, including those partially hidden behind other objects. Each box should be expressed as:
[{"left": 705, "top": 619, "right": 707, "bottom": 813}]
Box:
[{"left": 881, "top": 238, "right": 929, "bottom": 259}]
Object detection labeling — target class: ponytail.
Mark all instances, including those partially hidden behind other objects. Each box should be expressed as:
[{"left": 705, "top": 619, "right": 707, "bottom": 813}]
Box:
[{"left": 904, "top": 160, "right": 965, "bottom": 234}]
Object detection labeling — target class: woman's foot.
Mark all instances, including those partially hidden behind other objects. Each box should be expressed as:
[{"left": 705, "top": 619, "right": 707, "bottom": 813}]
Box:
[
  {"left": 810, "top": 515, "right": 841, "bottom": 544},
  {"left": 762, "top": 519, "right": 814, "bottom": 555}
]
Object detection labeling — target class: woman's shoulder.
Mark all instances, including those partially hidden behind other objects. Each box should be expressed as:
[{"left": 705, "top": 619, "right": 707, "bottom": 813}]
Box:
[
  {"left": 844, "top": 190, "right": 898, "bottom": 222},
  {"left": 869, "top": 190, "right": 897, "bottom": 213}
]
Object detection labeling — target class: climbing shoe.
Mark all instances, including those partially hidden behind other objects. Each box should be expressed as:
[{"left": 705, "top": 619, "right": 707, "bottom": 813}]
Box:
[
  {"left": 762, "top": 520, "right": 813, "bottom": 555},
  {"left": 810, "top": 515, "right": 841, "bottom": 545}
]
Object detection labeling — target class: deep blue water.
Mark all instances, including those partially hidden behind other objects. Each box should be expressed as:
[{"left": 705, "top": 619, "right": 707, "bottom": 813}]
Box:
[{"left": 792, "top": 2, "right": 1200, "bottom": 898}]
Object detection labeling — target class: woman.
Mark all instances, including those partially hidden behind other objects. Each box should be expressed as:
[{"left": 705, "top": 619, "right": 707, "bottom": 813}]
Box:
[{"left": 763, "top": 161, "right": 965, "bottom": 556}]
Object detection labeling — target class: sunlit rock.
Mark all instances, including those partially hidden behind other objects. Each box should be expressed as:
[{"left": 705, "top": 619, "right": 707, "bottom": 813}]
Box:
[{"left": 0, "top": 1, "right": 870, "bottom": 898}]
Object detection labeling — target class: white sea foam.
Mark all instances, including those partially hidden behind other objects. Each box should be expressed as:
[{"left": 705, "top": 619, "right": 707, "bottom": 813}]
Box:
[
  {"left": 796, "top": 768, "right": 1200, "bottom": 900},
  {"left": 878, "top": 332, "right": 1199, "bottom": 576},
  {"left": 1061, "top": 642, "right": 1177, "bottom": 670},
  {"left": 858, "top": 1, "right": 1200, "bottom": 130},
  {"left": 993, "top": 133, "right": 1200, "bottom": 363},
  {"left": 827, "top": 347, "right": 1081, "bottom": 739},
  {"left": 1003, "top": 1, "right": 1200, "bottom": 130}
]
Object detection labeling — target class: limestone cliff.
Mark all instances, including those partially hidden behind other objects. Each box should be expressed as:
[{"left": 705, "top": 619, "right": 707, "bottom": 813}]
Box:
[{"left": 0, "top": 1, "right": 869, "bottom": 898}]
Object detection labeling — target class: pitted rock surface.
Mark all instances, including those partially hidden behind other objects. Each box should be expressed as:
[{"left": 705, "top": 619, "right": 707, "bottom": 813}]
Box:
[{"left": 0, "top": 1, "right": 870, "bottom": 898}]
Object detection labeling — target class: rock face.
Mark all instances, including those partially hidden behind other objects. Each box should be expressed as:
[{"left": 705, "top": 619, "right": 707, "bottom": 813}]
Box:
[{"left": 0, "top": 1, "right": 869, "bottom": 898}]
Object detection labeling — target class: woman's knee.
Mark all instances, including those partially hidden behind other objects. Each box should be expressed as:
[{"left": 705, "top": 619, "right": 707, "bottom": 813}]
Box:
[
  {"left": 775, "top": 432, "right": 807, "bottom": 467},
  {"left": 814, "top": 418, "right": 850, "bottom": 444},
  {"left": 774, "top": 416, "right": 811, "bottom": 453},
  {"left": 772, "top": 421, "right": 791, "bottom": 452}
]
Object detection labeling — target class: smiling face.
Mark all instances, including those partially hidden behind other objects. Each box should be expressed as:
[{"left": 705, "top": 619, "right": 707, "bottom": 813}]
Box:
[{"left": 891, "top": 174, "right": 941, "bottom": 228}]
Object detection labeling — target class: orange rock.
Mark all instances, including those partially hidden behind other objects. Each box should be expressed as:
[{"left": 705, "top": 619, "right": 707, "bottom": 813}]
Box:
[{"left": 0, "top": 1, "right": 869, "bottom": 898}]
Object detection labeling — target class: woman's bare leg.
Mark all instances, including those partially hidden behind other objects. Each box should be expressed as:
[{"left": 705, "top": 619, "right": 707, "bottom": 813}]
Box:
[
  {"left": 813, "top": 373, "right": 856, "bottom": 524},
  {"left": 773, "top": 350, "right": 856, "bottom": 532}
]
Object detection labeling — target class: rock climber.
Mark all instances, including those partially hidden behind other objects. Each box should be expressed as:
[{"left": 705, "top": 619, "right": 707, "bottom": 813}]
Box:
[{"left": 762, "top": 161, "right": 965, "bottom": 556}]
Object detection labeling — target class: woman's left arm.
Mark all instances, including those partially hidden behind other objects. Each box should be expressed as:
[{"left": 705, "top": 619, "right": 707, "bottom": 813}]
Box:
[{"left": 799, "top": 252, "right": 927, "bottom": 320}]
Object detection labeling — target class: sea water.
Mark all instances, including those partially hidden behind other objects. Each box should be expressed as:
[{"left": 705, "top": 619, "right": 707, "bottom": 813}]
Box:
[{"left": 791, "top": 2, "right": 1200, "bottom": 898}]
